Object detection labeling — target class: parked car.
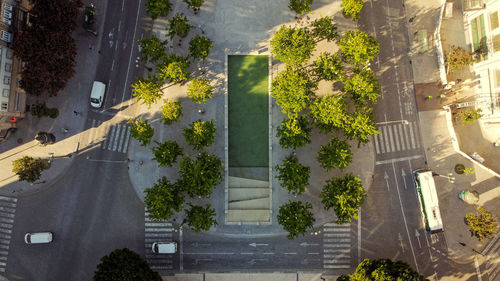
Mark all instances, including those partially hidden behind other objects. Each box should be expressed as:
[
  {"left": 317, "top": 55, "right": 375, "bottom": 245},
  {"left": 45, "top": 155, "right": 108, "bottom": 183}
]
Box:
[
  {"left": 24, "top": 232, "right": 53, "bottom": 244},
  {"left": 35, "top": 132, "right": 56, "bottom": 145},
  {"left": 90, "top": 81, "right": 106, "bottom": 108},
  {"left": 152, "top": 242, "right": 177, "bottom": 254}
]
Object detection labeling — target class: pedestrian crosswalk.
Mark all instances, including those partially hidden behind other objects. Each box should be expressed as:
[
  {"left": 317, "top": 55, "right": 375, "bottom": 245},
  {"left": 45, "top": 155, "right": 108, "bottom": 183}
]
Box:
[
  {"left": 322, "top": 223, "right": 351, "bottom": 269},
  {"left": 83, "top": 119, "right": 131, "bottom": 154},
  {"left": 145, "top": 210, "right": 174, "bottom": 271},
  {"left": 373, "top": 121, "right": 421, "bottom": 155},
  {"left": 482, "top": 232, "right": 500, "bottom": 281},
  {"left": 0, "top": 196, "right": 17, "bottom": 273}
]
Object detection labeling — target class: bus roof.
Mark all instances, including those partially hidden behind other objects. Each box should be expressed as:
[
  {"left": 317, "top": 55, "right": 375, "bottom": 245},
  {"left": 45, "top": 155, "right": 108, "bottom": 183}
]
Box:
[{"left": 415, "top": 170, "right": 443, "bottom": 233}]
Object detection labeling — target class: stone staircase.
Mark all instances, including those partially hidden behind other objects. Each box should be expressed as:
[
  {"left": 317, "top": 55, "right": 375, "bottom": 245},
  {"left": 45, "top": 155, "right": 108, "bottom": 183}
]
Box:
[{"left": 227, "top": 176, "right": 270, "bottom": 222}]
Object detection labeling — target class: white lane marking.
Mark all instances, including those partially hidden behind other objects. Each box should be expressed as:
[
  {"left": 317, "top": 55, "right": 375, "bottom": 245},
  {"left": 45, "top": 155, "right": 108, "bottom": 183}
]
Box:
[
  {"left": 393, "top": 125, "right": 401, "bottom": 151},
  {"left": 263, "top": 252, "right": 275, "bottom": 255},
  {"left": 392, "top": 161, "right": 419, "bottom": 272},
  {"left": 179, "top": 227, "right": 183, "bottom": 271},
  {"left": 118, "top": 21, "right": 121, "bottom": 32},
  {"left": 121, "top": 0, "right": 125, "bottom": 12},
  {"left": 107, "top": 125, "right": 117, "bottom": 150},
  {"left": 398, "top": 123, "right": 406, "bottom": 150},
  {"left": 374, "top": 134, "right": 380, "bottom": 154},
  {"left": 284, "top": 252, "right": 297, "bottom": 255},
  {"left": 184, "top": 252, "right": 235, "bottom": 255},
  {"left": 383, "top": 126, "right": 391, "bottom": 152},
  {"left": 376, "top": 155, "right": 423, "bottom": 165},
  {"left": 403, "top": 123, "right": 411, "bottom": 149},
  {"left": 122, "top": 127, "right": 131, "bottom": 153},
  {"left": 379, "top": 134, "right": 385, "bottom": 153},
  {"left": 409, "top": 122, "right": 416, "bottom": 149},
  {"left": 387, "top": 125, "right": 395, "bottom": 152},
  {"left": 241, "top": 252, "right": 253, "bottom": 255},
  {"left": 325, "top": 249, "right": 350, "bottom": 253},
  {"left": 111, "top": 60, "right": 115, "bottom": 71},
  {"left": 474, "top": 256, "right": 483, "bottom": 281},
  {"left": 122, "top": 0, "right": 143, "bottom": 105},
  {"left": 413, "top": 122, "right": 420, "bottom": 148}
]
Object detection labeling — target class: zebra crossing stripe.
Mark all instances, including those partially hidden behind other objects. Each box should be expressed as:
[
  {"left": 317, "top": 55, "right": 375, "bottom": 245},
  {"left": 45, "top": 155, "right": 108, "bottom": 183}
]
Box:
[
  {"left": 373, "top": 134, "right": 380, "bottom": 154},
  {"left": 88, "top": 119, "right": 97, "bottom": 144},
  {"left": 145, "top": 228, "right": 174, "bottom": 232},
  {"left": 323, "top": 238, "right": 350, "bottom": 243},
  {"left": 408, "top": 122, "right": 416, "bottom": 149},
  {"left": 382, "top": 127, "right": 391, "bottom": 152},
  {"left": 0, "top": 196, "right": 17, "bottom": 203},
  {"left": 392, "top": 125, "right": 401, "bottom": 151},
  {"left": 378, "top": 134, "right": 385, "bottom": 153},
  {"left": 324, "top": 264, "right": 350, "bottom": 269},
  {"left": 146, "top": 222, "right": 172, "bottom": 227},
  {"left": 324, "top": 244, "right": 350, "bottom": 248},
  {"left": 107, "top": 125, "right": 117, "bottom": 150},
  {"left": 388, "top": 126, "right": 395, "bottom": 152},
  {"left": 324, "top": 248, "right": 350, "bottom": 253},
  {"left": 101, "top": 122, "right": 110, "bottom": 149},
  {"left": 324, "top": 253, "right": 350, "bottom": 259},
  {"left": 413, "top": 122, "right": 420, "bottom": 148},
  {"left": 323, "top": 227, "right": 350, "bottom": 232},
  {"left": 324, "top": 233, "right": 350, "bottom": 238},
  {"left": 0, "top": 207, "right": 15, "bottom": 214},
  {"left": 325, "top": 223, "right": 350, "bottom": 227},
  {"left": 145, "top": 233, "right": 172, "bottom": 238},
  {"left": 117, "top": 125, "right": 127, "bottom": 152},
  {"left": 398, "top": 124, "right": 406, "bottom": 150},
  {"left": 112, "top": 125, "right": 122, "bottom": 151},
  {"left": 402, "top": 123, "right": 411, "bottom": 149},
  {"left": 122, "top": 127, "right": 131, "bottom": 153}
]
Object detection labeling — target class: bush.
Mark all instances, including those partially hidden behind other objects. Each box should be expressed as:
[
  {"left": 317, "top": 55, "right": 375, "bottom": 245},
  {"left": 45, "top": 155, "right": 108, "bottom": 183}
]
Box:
[
  {"left": 447, "top": 45, "right": 474, "bottom": 71},
  {"left": 458, "top": 108, "right": 482, "bottom": 124},
  {"left": 30, "top": 102, "right": 59, "bottom": 118},
  {"left": 466, "top": 207, "right": 498, "bottom": 241}
]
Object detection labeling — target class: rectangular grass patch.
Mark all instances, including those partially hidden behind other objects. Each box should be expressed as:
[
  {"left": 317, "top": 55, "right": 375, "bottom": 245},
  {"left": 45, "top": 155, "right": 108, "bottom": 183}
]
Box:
[{"left": 228, "top": 55, "right": 269, "bottom": 167}]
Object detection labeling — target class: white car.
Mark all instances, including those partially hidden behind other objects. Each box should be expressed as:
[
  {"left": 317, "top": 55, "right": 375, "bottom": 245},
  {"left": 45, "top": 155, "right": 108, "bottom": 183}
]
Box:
[
  {"left": 90, "top": 81, "right": 106, "bottom": 108},
  {"left": 152, "top": 242, "right": 177, "bottom": 254},
  {"left": 24, "top": 232, "right": 53, "bottom": 244}
]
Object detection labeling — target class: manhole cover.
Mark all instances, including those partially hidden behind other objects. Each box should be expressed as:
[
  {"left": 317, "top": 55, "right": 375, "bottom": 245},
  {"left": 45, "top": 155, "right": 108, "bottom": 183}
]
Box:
[{"left": 17, "top": 138, "right": 23, "bottom": 144}]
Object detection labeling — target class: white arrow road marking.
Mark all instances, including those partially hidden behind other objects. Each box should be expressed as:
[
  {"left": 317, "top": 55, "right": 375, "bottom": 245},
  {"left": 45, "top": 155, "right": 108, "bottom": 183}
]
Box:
[
  {"left": 398, "top": 233, "right": 404, "bottom": 253},
  {"left": 384, "top": 172, "right": 390, "bottom": 192},
  {"left": 415, "top": 229, "right": 421, "bottom": 248},
  {"left": 249, "top": 243, "right": 268, "bottom": 247},
  {"left": 401, "top": 169, "right": 408, "bottom": 189}
]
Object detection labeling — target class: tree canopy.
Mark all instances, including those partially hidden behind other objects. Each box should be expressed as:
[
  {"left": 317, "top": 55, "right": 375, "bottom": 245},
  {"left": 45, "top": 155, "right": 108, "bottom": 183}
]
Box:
[
  {"left": 320, "top": 173, "right": 366, "bottom": 224},
  {"left": 13, "top": 0, "right": 82, "bottom": 96},
  {"left": 270, "top": 25, "right": 316, "bottom": 67},
  {"left": 343, "top": 107, "right": 379, "bottom": 145},
  {"left": 146, "top": 0, "right": 172, "bottom": 20},
  {"left": 271, "top": 67, "right": 316, "bottom": 118},
  {"left": 309, "top": 94, "right": 348, "bottom": 133},
  {"left": 186, "top": 203, "right": 218, "bottom": 232},
  {"left": 129, "top": 119, "right": 155, "bottom": 147},
  {"left": 343, "top": 68, "right": 380, "bottom": 106},
  {"left": 276, "top": 116, "right": 312, "bottom": 149},
  {"left": 167, "top": 13, "right": 193, "bottom": 39},
  {"left": 179, "top": 152, "right": 224, "bottom": 198},
  {"left": 132, "top": 76, "right": 163, "bottom": 108},
  {"left": 187, "top": 78, "right": 214, "bottom": 104},
  {"left": 466, "top": 207, "right": 499, "bottom": 241},
  {"left": 310, "top": 16, "right": 339, "bottom": 42},
  {"left": 12, "top": 156, "right": 50, "bottom": 183},
  {"left": 182, "top": 120, "right": 217, "bottom": 150},
  {"left": 313, "top": 52, "right": 344, "bottom": 82},
  {"left": 338, "top": 258, "right": 427, "bottom": 281},
  {"left": 139, "top": 35, "right": 167, "bottom": 63},
  {"left": 341, "top": 0, "right": 365, "bottom": 21},
  {"left": 278, "top": 201, "right": 315, "bottom": 240},
  {"left": 152, "top": 140, "right": 183, "bottom": 167},
  {"left": 144, "top": 177, "right": 184, "bottom": 221},
  {"left": 317, "top": 137, "right": 353, "bottom": 171},
  {"left": 183, "top": 0, "right": 205, "bottom": 9},
  {"left": 160, "top": 98, "right": 183, "bottom": 125},
  {"left": 339, "top": 30, "right": 380, "bottom": 66},
  {"left": 275, "top": 154, "right": 311, "bottom": 195},
  {"left": 189, "top": 34, "right": 213, "bottom": 61},
  {"left": 288, "top": 0, "right": 314, "bottom": 15},
  {"left": 93, "top": 248, "right": 162, "bottom": 281},
  {"left": 157, "top": 59, "right": 191, "bottom": 84}
]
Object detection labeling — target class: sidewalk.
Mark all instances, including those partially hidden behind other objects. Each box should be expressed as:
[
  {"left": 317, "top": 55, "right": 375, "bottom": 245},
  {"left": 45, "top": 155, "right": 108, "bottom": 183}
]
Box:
[
  {"left": 162, "top": 273, "right": 339, "bottom": 281},
  {"left": 0, "top": 1, "right": 106, "bottom": 196}
]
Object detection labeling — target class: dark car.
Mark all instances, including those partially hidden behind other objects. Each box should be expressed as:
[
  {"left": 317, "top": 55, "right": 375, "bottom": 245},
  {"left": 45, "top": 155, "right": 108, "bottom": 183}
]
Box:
[
  {"left": 83, "top": 4, "right": 97, "bottom": 35},
  {"left": 35, "top": 132, "right": 56, "bottom": 145}
]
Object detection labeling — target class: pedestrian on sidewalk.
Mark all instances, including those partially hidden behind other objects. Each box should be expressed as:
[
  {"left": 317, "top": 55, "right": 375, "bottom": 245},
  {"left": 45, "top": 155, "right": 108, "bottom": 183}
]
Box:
[{"left": 73, "top": 110, "right": 79, "bottom": 116}]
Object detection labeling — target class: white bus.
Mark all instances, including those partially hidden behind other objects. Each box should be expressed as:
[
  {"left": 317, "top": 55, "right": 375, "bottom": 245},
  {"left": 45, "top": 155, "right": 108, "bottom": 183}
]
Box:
[{"left": 413, "top": 170, "right": 444, "bottom": 233}]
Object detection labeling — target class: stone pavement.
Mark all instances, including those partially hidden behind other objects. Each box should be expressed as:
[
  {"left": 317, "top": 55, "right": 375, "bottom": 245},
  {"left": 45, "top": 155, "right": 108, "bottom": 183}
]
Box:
[
  {"left": 162, "top": 273, "right": 339, "bottom": 281},
  {"left": 0, "top": 0, "right": 107, "bottom": 197}
]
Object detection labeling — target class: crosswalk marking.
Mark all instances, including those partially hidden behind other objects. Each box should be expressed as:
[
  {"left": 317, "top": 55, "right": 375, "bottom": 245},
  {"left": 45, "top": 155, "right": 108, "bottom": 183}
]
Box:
[
  {"left": 145, "top": 210, "right": 174, "bottom": 272},
  {"left": 0, "top": 196, "right": 17, "bottom": 273},
  {"left": 374, "top": 121, "right": 420, "bottom": 156},
  {"left": 85, "top": 119, "right": 131, "bottom": 154},
  {"left": 323, "top": 223, "right": 351, "bottom": 269},
  {"left": 106, "top": 125, "right": 117, "bottom": 150}
]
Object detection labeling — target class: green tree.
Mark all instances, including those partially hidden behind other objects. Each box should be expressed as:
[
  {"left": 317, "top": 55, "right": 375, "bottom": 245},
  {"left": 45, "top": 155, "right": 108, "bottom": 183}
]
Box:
[
  {"left": 167, "top": 13, "right": 193, "bottom": 39},
  {"left": 320, "top": 173, "right": 366, "bottom": 224},
  {"left": 276, "top": 116, "right": 312, "bottom": 149},
  {"left": 146, "top": 0, "right": 172, "bottom": 20},
  {"left": 275, "top": 154, "right": 310, "bottom": 195},
  {"left": 343, "top": 107, "right": 379, "bottom": 145},
  {"left": 313, "top": 52, "right": 344, "bottom": 82},
  {"left": 12, "top": 156, "right": 50, "bottom": 184},
  {"left": 188, "top": 34, "right": 213, "bottom": 61},
  {"left": 186, "top": 203, "right": 217, "bottom": 232},
  {"left": 183, "top": 0, "right": 204, "bottom": 12},
  {"left": 93, "top": 248, "right": 162, "bottom": 281},
  {"left": 278, "top": 201, "right": 315, "bottom": 240},
  {"left": 187, "top": 78, "right": 214, "bottom": 104},
  {"left": 152, "top": 140, "right": 183, "bottom": 167},
  {"left": 179, "top": 152, "right": 224, "bottom": 197},
  {"left": 317, "top": 137, "right": 352, "bottom": 171},
  {"left": 338, "top": 258, "right": 427, "bottom": 281},
  {"left": 458, "top": 108, "right": 483, "bottom": 124},
  {"left": 288, "top": 0, "right": 314, "bottom": 15},
  {"left": 129, "top": 119, "right": 155, "bottom": 147},
  {"left": 310, "top": 16, "right": 338, "bottom": 42},
  {"left": 157, "top": 59, "right": 190, "bottom": 84},
  {"left": 447, "top": 45, "right": 474, "bottom": 71},
  {"left": 271, "top": 67, "right": 316, "bottom": 118},
  {"left": 160, "top": 98, "right": 183, "bottom": 125},
  {"left": 339, "top": 30, "right": 379, "bottom": 66},
  {"left": 466, "top": 207, "right": 499, "bottom": 241},
  {"left": 310, "top": 94, "right": 348, "bottom": 133},
  {"left": 270, "top": 25, "right": 316, "bottom": 67},
  {"left": 132, "top": 76, "right": 163, "bottom": 108},
  {"left": 139, "top": 35, "right": 167, "bottom": 63},
  {"left": 341, "top": 0, "right": 364, "bottom": 20},
  {"left": 343, "top": 68, "right": 380, "bottom": 105},
  {"left": 182, "top": 120, "right": 217, "bottom": 150},
  {"left": 144, "top": 177, "right": 184, "bottom": 221}
]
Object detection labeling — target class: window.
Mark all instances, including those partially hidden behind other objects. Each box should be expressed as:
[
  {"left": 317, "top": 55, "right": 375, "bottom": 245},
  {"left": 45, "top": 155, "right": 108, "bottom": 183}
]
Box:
[
  {"left": 6, "top": 49, "right": 12, "bottom": 59},
  {"left": 496, "top": 69, "right": 500, "bottom": 87},
  {"left": 5, "top": 63, "right": 11, "bottom": 72},
  {"left": 494, "top": 34, "right": 500, "bottom": 52},
  {"left": 491, "top": 12, "right": 499, "bottom": 30},
  {"left": 1, "top": 31, "right": 11, "bottom": 43},
  {"left": 3, "top": 10, "right": 11, "bottom": 19},
  {"left": 1, "top": 18, "right": 11, "bottom": 25},
  {"left": 1, "top": 102, "right": 7, "bottom": 110},
  {"left": 2, "top": 89, "right": 8, "bottom": 97},
  {"left": 3, "top": 76, "right": 10, "bottom": 85},
  {"left": 3, "top": 3, "right": 13, "bottom": 12}
]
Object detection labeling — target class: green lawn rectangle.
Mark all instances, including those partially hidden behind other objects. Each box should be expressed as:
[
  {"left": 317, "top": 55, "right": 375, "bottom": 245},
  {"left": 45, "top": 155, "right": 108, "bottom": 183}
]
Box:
[{"left": 228, "top": 55, "right": 269, "bottom": 167}]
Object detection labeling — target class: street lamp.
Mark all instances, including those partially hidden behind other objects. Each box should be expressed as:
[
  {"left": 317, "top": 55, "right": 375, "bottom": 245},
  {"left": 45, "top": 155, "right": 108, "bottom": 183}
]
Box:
[
  {"left": 432, "top": 172, "right": 455, "bottom": 183},
  {"left": 376, "top": 120, "right": 409, "bottom": 126},
  {"left": 135, "top": 57, "right": 152, "bottom": 72}
]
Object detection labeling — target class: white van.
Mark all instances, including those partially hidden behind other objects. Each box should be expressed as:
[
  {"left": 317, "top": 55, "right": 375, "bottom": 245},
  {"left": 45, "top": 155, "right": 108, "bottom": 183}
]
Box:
[
  {"left": 152, "top": 242, "right": 177, "bottom": 254},
  {"left": 90, "top": 81, "right": 106, "bottom": 108},
  {"left": 24, "top": 232, "right": 53, "bottom": 244}
]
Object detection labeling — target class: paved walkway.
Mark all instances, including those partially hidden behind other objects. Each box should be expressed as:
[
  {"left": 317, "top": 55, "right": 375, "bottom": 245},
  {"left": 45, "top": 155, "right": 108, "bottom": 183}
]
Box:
[{"left": 162, "top": 273, "right": 339, "bottom": 281}]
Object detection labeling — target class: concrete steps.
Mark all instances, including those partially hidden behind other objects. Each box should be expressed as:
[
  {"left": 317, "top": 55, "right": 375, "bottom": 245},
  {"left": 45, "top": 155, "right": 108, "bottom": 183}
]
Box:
[
  {"left": 228, "top": 197, "right": 269, "bottom": 209},
  {"left": 226, "top": 175, "right": 270, "bottom": 223},
  {"left": 228, "top": 176, "right": 268, "bottom": 188},
  {"left": 227, "top": 210, "right": 270, "bottom": 222}
]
